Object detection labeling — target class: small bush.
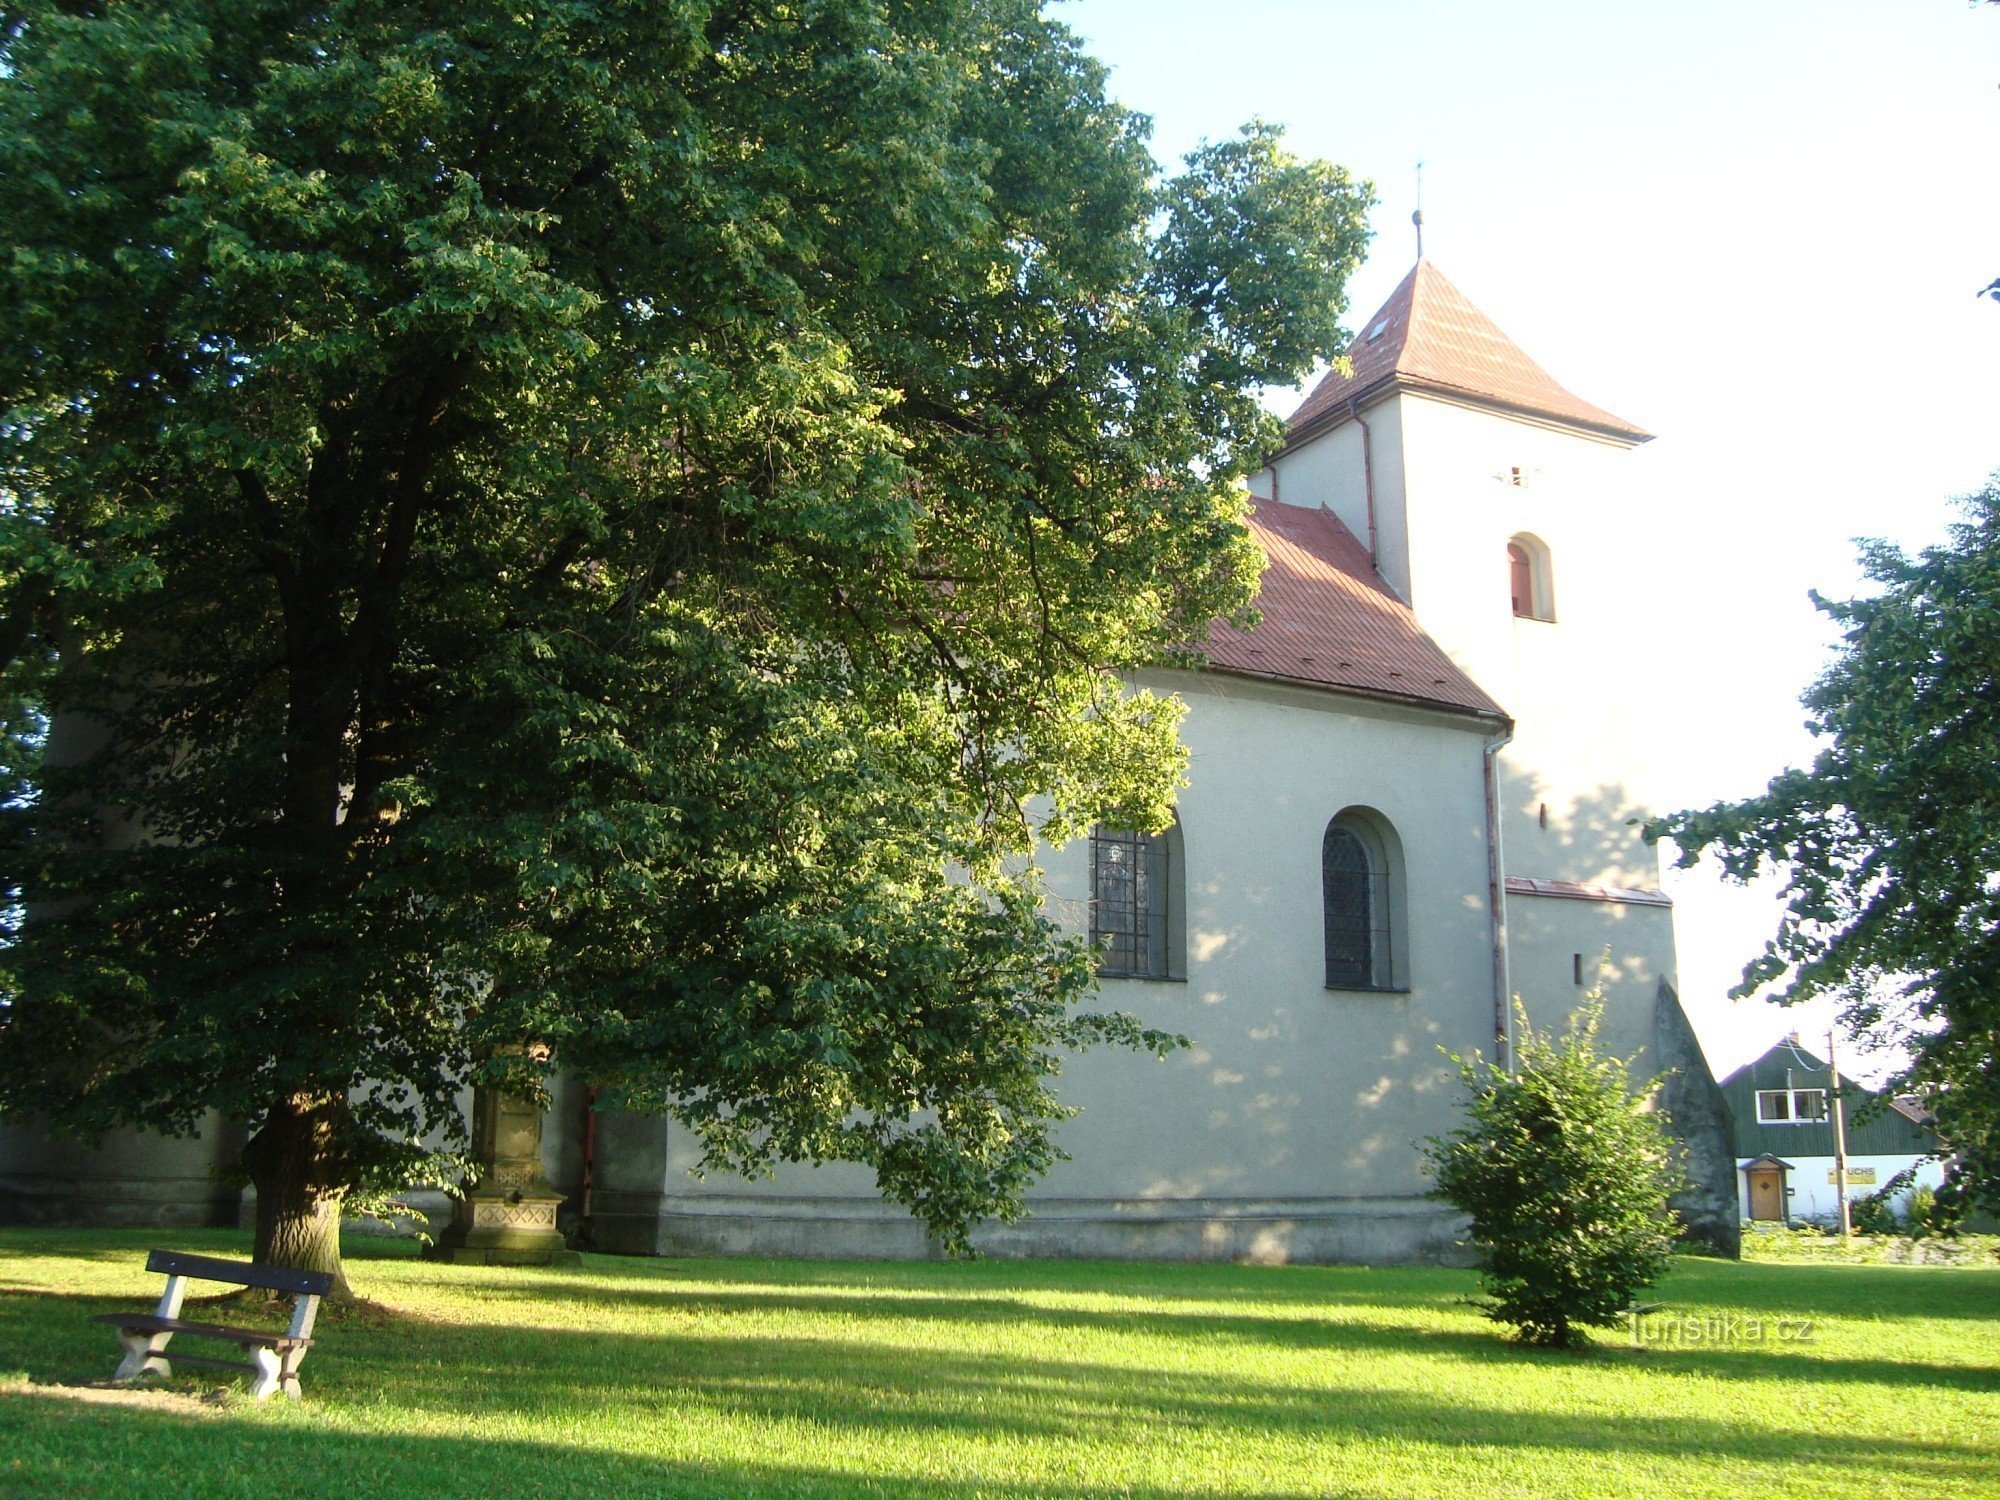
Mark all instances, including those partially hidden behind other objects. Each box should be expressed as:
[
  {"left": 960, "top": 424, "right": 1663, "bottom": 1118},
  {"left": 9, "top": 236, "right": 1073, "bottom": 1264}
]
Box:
[
  {"left": 1423, "top": 1001, "right": 1687, "bottom": 1348},
  {"left": 1851, "top": 1186, "right": 1902, "bottom": 1236},
  {"left": 1905, "top": 1182, "right": 1961, "bottom": 1239}
]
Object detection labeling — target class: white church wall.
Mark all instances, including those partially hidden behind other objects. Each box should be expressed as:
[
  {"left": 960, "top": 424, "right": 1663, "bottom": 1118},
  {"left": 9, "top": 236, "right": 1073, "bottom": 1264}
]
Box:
[
  {"left": 1260, "top": 393, "right": 1680, "bottom": 1081},
  {"left": 1390, "top": 395, "right": 1661, "bottom": 893},
  {"left": 1264, "top": 402, "right": 1413, "bottom": 601},
  {"left": 1032, "top": 669, "right": 1496, "bottom": 1207},
  {"left": 0, "top": 1113, "right": 246, "bottom": 1228},
  {"left": 599, "top": 667, "right": 1500, "bottom": 1262},
  {"left": 1502, "top": 893, "right": 1677, "bottom": 1069}
]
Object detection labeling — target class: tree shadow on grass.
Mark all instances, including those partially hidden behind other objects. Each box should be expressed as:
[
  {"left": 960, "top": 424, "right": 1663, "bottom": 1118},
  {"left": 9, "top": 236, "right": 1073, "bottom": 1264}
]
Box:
[
  {"left": 2, "top": 1326, "right": 1994, "bottom": 1500},
  {"left": 328, "top": 1317, "right": 2000, "bottom": 1451},
  {"left": 5, "top": 1267, "right": 1998, "bottom": 1498},
  {"left": 14, "top": 1262, "right": 2000, "bottom": 1400},
  {"left": 1, "top": 1386, "right": 1357, "bottom": 1500},
  {"left": 18, "top": 1291, "right": 2000, "bottom": 1464},
  {"left": 403, "top": 1258, "right": 2000, "bottom": 1389}
]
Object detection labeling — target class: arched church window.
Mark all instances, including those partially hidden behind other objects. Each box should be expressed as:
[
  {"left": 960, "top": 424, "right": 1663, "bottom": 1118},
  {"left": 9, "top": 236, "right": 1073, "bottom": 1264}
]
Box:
[
  {"left": 1322, "top": 810, "right": 1405, "bottom": 991},
  {"left": 1508, "top": 543, "right": 1534, "bottom": 617},
  {"left": 1090, "top": 818, "right": 1186, "bottom": 980},
  {"left": 1507, "top": 533, "right": 1554, "bottom": 622}
]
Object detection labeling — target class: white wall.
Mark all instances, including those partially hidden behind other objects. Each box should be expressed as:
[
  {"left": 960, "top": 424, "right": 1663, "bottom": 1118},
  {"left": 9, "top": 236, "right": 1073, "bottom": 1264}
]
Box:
[
  {"left": 1033, "top": 669, "right": 1497, "bottom": 1204},
  {"left": 1392, "top": 397, "right": 1663, "bottom": 883},
  {"left": 1265, "top": 403, "right": 1412, "bottom": 601},
  {"left": 1504, "top": 893, "right": 1678, "bottom": 1069},
  {"left": 639, "top": 668, "right": 1499, "bottom": 1220},
  {"left": 1268, "top": 394, "right": 1677, "bottom": 1058}
]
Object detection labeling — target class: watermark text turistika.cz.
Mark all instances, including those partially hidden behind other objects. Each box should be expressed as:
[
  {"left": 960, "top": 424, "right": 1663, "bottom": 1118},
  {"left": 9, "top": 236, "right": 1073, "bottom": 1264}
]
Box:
[{"left": 1626, "top": 1311, "right": 1814, "bottom": 1346}]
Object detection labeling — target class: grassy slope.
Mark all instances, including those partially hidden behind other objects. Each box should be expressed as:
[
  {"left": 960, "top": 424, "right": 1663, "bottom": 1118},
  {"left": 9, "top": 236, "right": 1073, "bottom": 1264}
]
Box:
[{"left": 1, "top": 1229, "right": 1995, "bottom": 1499}]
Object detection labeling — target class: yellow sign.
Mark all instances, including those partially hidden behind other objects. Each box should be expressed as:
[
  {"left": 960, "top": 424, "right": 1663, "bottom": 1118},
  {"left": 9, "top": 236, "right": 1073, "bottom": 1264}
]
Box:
[{"left": 1828, "top": 1167, "right": 1877, "bottom": 1185}]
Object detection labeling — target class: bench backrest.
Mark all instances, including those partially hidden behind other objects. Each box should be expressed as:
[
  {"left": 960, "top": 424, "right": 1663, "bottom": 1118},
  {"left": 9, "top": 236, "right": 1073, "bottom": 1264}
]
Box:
[{"left": 145, "top": 1249, "right": 334, "bottom": 1298}]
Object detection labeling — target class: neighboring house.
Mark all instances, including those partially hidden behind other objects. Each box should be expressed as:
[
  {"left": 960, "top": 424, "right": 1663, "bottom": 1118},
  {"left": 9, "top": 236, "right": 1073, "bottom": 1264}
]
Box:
[
  {"left": 0, "top": 258, "right": 1743, "bottom": 1261},
  {"left": 1720, "top": 1035, "right": 1944, "bottom": 1224}
]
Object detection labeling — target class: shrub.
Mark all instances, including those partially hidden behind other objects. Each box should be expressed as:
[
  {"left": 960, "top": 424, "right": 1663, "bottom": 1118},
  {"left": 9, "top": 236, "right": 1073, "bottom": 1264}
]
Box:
[
  {"left": 1905, "top": 1182, "right": 1962, "bottom": 1239},
  {"left": 1851, "top": 1185, "right": 1903, "bottom": 1236},
  {"left": 1423, "top": 1001, "right": 1687, "bottom": 1348}
]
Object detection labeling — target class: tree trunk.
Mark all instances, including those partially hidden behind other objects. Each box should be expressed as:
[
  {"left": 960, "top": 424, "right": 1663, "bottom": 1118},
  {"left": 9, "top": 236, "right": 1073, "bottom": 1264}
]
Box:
[{"left": 243, "top": 1093, "right": 353, "bottom": 1301}]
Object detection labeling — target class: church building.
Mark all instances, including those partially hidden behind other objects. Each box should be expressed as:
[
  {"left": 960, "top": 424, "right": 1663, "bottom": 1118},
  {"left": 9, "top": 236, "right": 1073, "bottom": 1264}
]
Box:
[
  {"left": 0, "top": 259, "right": 1740, "bottom": 1260},
  {"left": 582, "top": 259, "right": 1739, "bottom": 1263}
]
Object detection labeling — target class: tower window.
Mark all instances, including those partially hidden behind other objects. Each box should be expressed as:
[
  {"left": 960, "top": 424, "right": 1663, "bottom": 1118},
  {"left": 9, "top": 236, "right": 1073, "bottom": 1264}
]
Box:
[{"left": 1507, "top": 533, "right": 1555, "bottom": 621}]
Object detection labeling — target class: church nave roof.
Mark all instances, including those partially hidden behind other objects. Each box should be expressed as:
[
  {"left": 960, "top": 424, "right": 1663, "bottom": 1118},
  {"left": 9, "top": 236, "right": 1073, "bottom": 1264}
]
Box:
[{"left": 1206, "top": 498, "right": 1504, "bottom": 720}]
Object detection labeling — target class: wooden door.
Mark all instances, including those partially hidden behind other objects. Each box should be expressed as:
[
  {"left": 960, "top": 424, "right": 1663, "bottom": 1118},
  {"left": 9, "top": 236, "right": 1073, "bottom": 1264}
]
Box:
[{"left": 1747, "top": 1168, "right": 1786, "bottom": 1221}]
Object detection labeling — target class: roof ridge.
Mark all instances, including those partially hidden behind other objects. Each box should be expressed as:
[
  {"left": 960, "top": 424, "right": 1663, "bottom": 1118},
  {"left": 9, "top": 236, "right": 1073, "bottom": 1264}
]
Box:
[{"left": 1284, "top": 259, "right": 1651, "bottom": 445}]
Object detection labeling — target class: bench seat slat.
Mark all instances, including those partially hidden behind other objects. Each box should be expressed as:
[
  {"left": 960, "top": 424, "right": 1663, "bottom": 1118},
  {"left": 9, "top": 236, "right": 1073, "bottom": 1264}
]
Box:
[
  {"left": 91, "top": 1313, "right": 309, "bottom": 1350},
  {"left": 143, "top": 1249, "right": 333, "bottom": 1298}
]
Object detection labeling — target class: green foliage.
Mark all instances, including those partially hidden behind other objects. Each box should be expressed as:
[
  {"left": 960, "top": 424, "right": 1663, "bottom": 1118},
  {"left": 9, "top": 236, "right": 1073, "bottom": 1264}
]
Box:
[
  {"left": 1852, "top": 1183, "right": 1905, "bottom": 1237},
  {"left": 1850, "top": 1167, "right": 1964, "bottom": 1241},
  {"left": 1650, "top": 479, "right": 2000, "bottom": 1223},
  {"left": 1424, "top": 1002, "right": 1687, "bottom": 1348},
  {"left": 1905, "top": 1182, "right": 1965, "bottom": 1239},
  {"left": 1741, "top": 1222, "right": 2000, "bottom": 1266},
  {"left": 0, "top": 1, "right": 1372, "bottom": 1258}
]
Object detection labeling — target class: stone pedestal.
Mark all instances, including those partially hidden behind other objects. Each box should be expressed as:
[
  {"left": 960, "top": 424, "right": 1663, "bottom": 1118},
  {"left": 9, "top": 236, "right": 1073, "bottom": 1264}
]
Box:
[{"left": 427, "top": 1085, "right": 579, "bottom": 1268}]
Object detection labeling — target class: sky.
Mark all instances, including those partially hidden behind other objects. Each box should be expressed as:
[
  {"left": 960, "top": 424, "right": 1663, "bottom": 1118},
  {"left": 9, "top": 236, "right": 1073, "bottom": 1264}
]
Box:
[{"left": 1061, "top": 0, "right": 2000, "bottom": 1081}]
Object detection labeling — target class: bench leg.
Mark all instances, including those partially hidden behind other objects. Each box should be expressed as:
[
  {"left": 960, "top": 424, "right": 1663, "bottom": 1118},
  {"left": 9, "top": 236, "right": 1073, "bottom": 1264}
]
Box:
[
  {"left": 245, "top": 1345, "right": 285, "bottom": 1401},
  {"left": 279, "top": 1347, "right": 305, "bottom": 1400},
  {"left": 112, "top": 1330, "right": 172, "bottom": 1382}
]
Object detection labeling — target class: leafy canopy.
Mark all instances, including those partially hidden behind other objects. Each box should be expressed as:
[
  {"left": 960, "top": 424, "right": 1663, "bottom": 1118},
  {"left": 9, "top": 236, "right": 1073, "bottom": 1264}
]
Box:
[
  {"left": 0, "top": 0, "right": 1372, "bottom": 1253},
  {"left": 1652, "top": 481, "right": 2000, "bottom": 1219},
  {"left": 1424, "top": 1002, "right": 1685, "bottom": 1348}
]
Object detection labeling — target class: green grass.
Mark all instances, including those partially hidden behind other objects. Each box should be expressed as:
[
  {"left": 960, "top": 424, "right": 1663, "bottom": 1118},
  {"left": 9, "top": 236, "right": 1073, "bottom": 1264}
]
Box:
[
  {"left": 2, "top": 1229, "right": 1996, "bottom": 1498},
  {"left": 1741, "top": 1225, "right": 2000, "bottom": 1265}
]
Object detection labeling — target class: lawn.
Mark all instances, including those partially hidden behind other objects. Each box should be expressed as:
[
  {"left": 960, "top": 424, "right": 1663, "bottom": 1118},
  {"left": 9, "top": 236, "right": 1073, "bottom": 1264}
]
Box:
[{"left": 1, "top": 1229, "right": 1996, "bottom": 1498}]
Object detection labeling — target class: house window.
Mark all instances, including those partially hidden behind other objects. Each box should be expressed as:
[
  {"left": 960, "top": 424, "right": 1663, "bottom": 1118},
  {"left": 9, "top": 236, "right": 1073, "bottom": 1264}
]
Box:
[
  {"left": 1322, "top": 809, "right": 1405, "bottom": 990},
  {"left": 1090, "top": 820, "right": 1185, "bottom": 980},
  {"left": 1507, "top": 533, "right": 1554, "bottom": 621},
  {"left": 1756, "top": 1088, "right": 1828, "bottom": 1124}
]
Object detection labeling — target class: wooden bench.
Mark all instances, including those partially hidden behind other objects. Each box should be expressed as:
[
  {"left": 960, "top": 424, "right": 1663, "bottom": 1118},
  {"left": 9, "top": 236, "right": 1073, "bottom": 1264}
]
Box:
[{"left": 93, "top": 1250, "right": 332, "bottom": 1400}]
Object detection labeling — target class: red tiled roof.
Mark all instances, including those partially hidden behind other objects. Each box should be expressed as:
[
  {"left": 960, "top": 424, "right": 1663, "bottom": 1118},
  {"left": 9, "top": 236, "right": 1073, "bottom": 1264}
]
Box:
[
  {"left": 1205, "top": 498, "right": 1504, "bottom": 719},
  {"left": 1286, "top": 261, "right": 1652, "bottom": 445}
]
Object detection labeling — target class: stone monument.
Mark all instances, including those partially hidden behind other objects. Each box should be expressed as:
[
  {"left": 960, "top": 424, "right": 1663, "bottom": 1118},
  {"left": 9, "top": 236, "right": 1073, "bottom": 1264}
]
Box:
[{"left": 427, "top": 1083, "right": 579, "bottom": 1267}]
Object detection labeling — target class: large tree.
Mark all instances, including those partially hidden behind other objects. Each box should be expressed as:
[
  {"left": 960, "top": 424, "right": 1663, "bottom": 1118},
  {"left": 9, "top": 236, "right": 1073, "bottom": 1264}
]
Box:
[
  {"left": 1652, "top": 480, "right": 2000, "bottom": 1219},
  {"left": 0, "top": 1, "right": 1370, "bottom": 1287}
]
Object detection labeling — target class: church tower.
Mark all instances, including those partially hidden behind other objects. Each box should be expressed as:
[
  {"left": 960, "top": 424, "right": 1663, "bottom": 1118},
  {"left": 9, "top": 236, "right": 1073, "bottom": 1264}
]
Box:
[{"left": 1254, "top": 260, "right": 1678, "bottom": 1067}]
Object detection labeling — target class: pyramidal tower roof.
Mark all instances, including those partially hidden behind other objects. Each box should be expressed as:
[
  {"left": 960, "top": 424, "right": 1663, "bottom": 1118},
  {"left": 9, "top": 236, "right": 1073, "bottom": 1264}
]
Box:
[{"left": 1286, "top": 261, "right": 1652, "bottom": 446}]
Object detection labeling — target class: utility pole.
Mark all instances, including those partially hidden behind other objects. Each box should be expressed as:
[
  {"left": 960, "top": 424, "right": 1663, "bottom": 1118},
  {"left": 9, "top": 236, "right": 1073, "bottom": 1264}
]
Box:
[{"left": 1828, "top": 1028, "right": 1852, "bottom": 1238}]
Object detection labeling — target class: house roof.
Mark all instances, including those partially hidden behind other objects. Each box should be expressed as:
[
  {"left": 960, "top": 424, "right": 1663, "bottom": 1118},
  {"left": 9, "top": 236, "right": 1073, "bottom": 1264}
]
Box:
[
  {"left": 1888, "top": 1095, "right": 1935, "bottom": 1127},
  {"left": 1717, "top": 1038, "right": 1828, "bottom": 1091},
  {"left": 1742, "top": 1154, "right": 1796, "bottom": 1172},
  {"left": 1717, "top": 1039, "right": 1942, "bottom": 1158},
  {"left": 1285, "top": 260, "right": 1653, "bottom": 447},
  {"left": 1204, "top": 497, "right": 1504, "bottom": 720}
]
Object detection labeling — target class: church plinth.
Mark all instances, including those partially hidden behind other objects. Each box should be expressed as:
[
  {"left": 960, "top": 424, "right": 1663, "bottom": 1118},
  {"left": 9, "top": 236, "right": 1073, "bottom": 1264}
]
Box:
[{"left": 427, "top": 1085, "right": 579, "bottom": 1268}]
